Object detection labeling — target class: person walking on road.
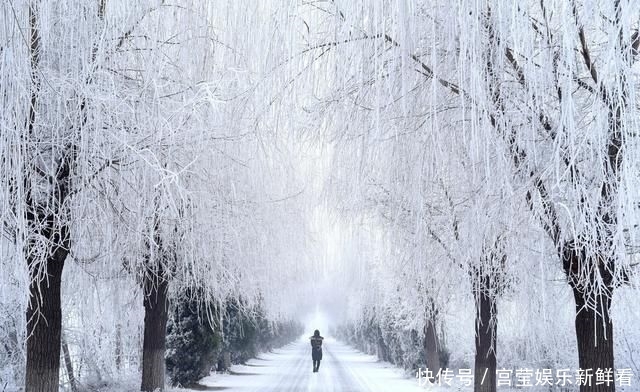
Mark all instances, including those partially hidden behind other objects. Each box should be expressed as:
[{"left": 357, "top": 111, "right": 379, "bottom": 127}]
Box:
[{"left": 310, "top": 330, "right": 324, "bottom": 373}]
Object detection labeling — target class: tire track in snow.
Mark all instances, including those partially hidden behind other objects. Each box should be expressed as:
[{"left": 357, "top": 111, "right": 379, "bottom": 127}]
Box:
[
  {"left": 323, "top": 342, "right": 370, "bottom": 392},
  {"left": 268, "top": 342, "right": 310, "bottom": 392}
]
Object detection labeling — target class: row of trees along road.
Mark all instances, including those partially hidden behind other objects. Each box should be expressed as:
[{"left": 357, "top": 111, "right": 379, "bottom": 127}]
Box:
[{"left": 0, "top": 1, "right": 311, "bottom": 391}]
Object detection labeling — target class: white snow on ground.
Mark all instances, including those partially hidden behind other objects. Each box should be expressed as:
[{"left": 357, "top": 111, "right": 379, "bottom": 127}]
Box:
[
  {"left": 189, "top": 338, "right": 639, "bottom": 392},
  {"left": 193, "top": 337, "right": 430, "bottom": 392}
]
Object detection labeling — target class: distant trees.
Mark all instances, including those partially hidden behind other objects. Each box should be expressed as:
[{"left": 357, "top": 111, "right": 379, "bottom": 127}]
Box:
[{"left": 166, "top": 292, "right": 303, "bottom": 388}]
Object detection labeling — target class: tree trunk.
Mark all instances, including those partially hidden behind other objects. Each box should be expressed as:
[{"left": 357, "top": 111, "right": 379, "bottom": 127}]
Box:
[
  {"left": 115, "top": 323, "right": 123, "bottom": 371},
  {"left": 563, "top": 245, "right": 616, "bottom": 392},
  {"left": 375, "top": 325, "right": 389, "bottom": 362},
  {"left": 223, "top": 352, "right": 231, "bottom": 370},
  {"left": 473, "top": 280, "right": 497, "bottom": 392},
  {"left": 423, "top": 316, "right": 441, "bottom": 382},
  {"left": 140, "top": 274, "right": 169, "bottom": 392},
  {"left": 565, "top": 249, "right": 615, "bottom": 392},
  {"left": 25, "top": 256, "right": 66, "bottom": 392},
  {"left": 61, "top": 333, "right": 78, "bottom": 392},
  {"left": 572, "top": 288, "right": 615, "bottom": 392}
]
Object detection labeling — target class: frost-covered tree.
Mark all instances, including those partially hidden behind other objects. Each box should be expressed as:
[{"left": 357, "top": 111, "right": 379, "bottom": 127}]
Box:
[
  {"left": 470, "top": 4, "right": 640, "bottom": 390},
  {"left": 0, "top": 0, "right": 110, "bottom": 389},
  {"left": 1, "top": 1, "right": 313, "bottom": 391}
]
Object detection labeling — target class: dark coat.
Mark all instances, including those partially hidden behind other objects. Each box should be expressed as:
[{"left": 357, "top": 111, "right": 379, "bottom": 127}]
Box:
[{"left": 310, "top": 336, "right": 323, "bottom": 360}]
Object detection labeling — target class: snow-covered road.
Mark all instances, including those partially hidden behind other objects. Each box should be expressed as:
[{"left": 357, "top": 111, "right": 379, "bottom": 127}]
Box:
[{"left": 195, "top": 337, "right": 426, "bottom": 392}]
